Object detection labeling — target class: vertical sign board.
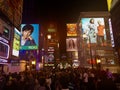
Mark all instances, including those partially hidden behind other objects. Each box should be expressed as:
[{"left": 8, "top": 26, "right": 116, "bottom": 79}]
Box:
[{"left": 12, "top": 28, "right": 21, "bottom": 57}]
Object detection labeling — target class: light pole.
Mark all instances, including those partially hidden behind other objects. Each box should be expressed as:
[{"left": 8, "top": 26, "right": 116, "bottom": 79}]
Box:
[
  {"left": 83, "top": 34, "right": 93, "bottom": 69},
  {"left": 88, "top": 35, "right": 94, "bottom": 69},
  {"left": 96, "top": 58, "right": 101, "bottom": 70}
]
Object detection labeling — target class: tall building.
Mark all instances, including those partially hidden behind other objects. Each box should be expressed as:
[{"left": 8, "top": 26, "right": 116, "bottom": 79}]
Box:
[
  {"left": 77, "top": 12, "right": 119, "bottom": 73},
  {"left": 44, "top": 23, "right": 60, "bottom": 68},
  {"left": 0, "top": 0, "right": 23, "bottom": 73},
  {"left": 109, "top": 0, "right": 120, "bottom": 64}
]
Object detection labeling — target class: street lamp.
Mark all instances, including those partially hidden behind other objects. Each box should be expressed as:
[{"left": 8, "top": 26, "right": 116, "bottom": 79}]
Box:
[
  {"left": 96, "top": 58, "right": 101, "bottom": 70},
  {"left": 83, "top": 34, "right": 93, "bottom": 69},
  {"left": 47, "top": 34, "right": 51, "bottom": 39}
]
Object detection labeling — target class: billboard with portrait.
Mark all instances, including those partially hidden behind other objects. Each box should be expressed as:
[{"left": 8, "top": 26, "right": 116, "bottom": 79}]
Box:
[
  {"left": 67, "top": 23, "right": 77, "bottom": 36},
  {"left": 66, "top": 38, "right": 78, "bottom": 51},
  {"left": 20, "top": 24, "right": 39, "bottom": 50},
  {"left": 12, "top": 28, "right": 21, "bottom": 57},
  {"left": 81, "top": 18, "right": 106, "bottom": 46}
]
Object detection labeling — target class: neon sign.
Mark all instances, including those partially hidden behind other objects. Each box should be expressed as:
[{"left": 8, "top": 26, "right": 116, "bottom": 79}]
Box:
[{"left": 0, "top": 41, "right": 10, "bottom": 59}]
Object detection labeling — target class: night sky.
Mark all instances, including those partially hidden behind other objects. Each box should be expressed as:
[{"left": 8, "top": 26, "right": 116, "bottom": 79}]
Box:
[{"left": 22, "top": 0, "right": 108, "bottom": 54}]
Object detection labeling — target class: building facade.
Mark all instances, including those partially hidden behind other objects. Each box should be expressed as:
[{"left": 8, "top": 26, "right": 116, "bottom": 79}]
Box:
[{"left": 77, "top": 12, "right": 119, "bottom": 73}]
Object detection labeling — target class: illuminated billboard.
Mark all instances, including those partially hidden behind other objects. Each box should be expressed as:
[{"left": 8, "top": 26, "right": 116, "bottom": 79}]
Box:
[
  {"left": 20, "top": 24, "right": 39, "bottom": 50},
  {"left": 67, "top": 24, "right": 77, "bottom": 36},
  {"left": 107, "top": 0, "right": 119, "bottom": 11},
  {"left": 81, "top": 18, "right": 106, "bottom": 46},
  {"left": 44, "top": 52, "right": 54, "bottom": 63},
  {"left": 66, "top": 38, "right": 78, "bottom": 51},
  {"left": 12, "top": 28, "right": 21, "bottom": 57},
  {"left": 109, "top": 19, "right": 115, "bottom": 47},
  {"left": 0, "top": 38, "right": 10, "bottom": 59}
]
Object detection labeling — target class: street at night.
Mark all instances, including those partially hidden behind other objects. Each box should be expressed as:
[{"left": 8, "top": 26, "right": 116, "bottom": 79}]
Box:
[{"left": 0, "top": 0, "right": 120, "bottom": 90}]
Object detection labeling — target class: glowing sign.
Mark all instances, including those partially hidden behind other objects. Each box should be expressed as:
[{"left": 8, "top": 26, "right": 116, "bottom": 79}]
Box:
[
  {"left": 0, "top": 41, "right": 10, "bottom": 59},
  {"left": 12, "top": 28, "right": 21, "bottom": 57},
  {"left": 20, "top": 24, "right": 39, "bottom": 50},
  {"left": 67, "top": 23, "right": 77, "bottom": 36}
]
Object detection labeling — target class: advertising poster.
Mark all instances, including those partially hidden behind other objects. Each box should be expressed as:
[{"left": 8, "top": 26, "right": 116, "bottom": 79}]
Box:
[
  {"left": 66, "top": 38, "right": 78, "bottom": 51},
  {"left": 67, "top": 23, "right": 77, "bottom": 36},
  {"left": 12, "top": 28, "right": 21, "bottom": 57},
  {"left": 81, "top": 18, "right": 106, "bottom": 46},
  {"left": 20, "top": 24, "right": 39, "bottom": 50}
]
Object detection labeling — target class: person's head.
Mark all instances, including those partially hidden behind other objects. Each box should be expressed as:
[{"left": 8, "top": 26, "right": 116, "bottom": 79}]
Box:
[
  {"left": 97, "top": 20, "right": 102, "bottom": 25},
  {"left": 22, "top": 24, "right": 34, "bottom": 38},
  {"left": 90, "top": 18, "right": 94, "bottom": 24}
]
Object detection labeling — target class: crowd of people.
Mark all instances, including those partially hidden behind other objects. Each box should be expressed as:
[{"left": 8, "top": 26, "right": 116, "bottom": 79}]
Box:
[{"left": 0, "top": 67, "right": 120, "bottom": 90}]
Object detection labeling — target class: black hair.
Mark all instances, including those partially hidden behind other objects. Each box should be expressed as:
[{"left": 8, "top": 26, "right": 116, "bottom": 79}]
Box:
[
  {"left": 89, "top": 18, "right": 94, "bottom": 24},
  {"left": 22, "top": 24, "right": 34, "bottom": 34}
]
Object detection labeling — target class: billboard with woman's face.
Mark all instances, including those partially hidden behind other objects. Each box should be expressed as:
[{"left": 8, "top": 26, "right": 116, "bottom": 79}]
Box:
[
  {"left": 66, "top": 38, "right": 78, "bottom": 51},
  {"left": 20, "top": 24, "right": 39, "bottom": 50},
  {"left": 81, "top": 18, "right": 106, "bottom": 46}
]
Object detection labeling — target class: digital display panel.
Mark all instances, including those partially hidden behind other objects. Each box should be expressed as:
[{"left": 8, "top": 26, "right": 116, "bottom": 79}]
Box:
[
  {"left": 66, "top": 38, "right": 78, "bottom": 51},
  {"left": 109, "top": 19, "right": 115, "bottom": 47},
  {"left": 81, "top": 18, "right": 106, "bottom": 46},
  {"left": 12, "top": 28, "right": 21, "bottom": 57},
  {"left": 67, "top": 23, "right": 77, "bottom": 36},
  {"left": 20, "top": 24, "right": 39, "bottom": 50},
  {"left": 45, "top": 52, "right": 54, "bottom": 63}
]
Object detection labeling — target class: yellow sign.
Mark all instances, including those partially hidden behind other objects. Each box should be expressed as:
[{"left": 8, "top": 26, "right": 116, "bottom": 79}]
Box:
[{"left": 107, "top": 0, "right": 112, "bottom": 11}]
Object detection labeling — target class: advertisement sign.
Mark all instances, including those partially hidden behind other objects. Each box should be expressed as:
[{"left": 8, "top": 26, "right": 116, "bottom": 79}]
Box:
[
  {"left": 66, "top": 38, "right": 78, "bottom": 51},
  {"left": 107, "top": 0, "right": 113, "bottom": 11},
  {"left": 48, "top": 47, "right": 55, "bottom": 52},
  {"left": 45, "top": 52, "right": 54, "bottom": 63},
  {"left": 12, "top": 28, "right": 21, "bottom": 57},
  {"left": 20, "top": 24, "right": 39, "bottom": 50},
  {"left": 109, "top": 19, "right": 114, "bottom": 47},
  {"left": 0, "top": 40, "right": 10, "bottom": 59},
  {"left": 81, "top": 18, "right": 106, "bottom": 46},
  {"left": 107, "top": 0, "right": 119, "bottom": 11},
  {"left": 67, "top": 24, "right": 77, "bottom": 36}
]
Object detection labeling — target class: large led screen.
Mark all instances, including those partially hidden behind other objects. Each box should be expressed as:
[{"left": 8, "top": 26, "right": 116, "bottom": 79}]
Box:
[
  {"left": 12, "top": 28, "right": 21, "bottom": 57},
  {"left": 20, "top": 24, "right": 39, "bottom": 50},
  {"left": 67, "top": 24, "right": 77, "bottom": 36},
  {"left": 81, "top": 18, "right": 106, "bottom": 46},
  {"left": 66, "top": 38, "right": 78, "bottom": 51}
]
